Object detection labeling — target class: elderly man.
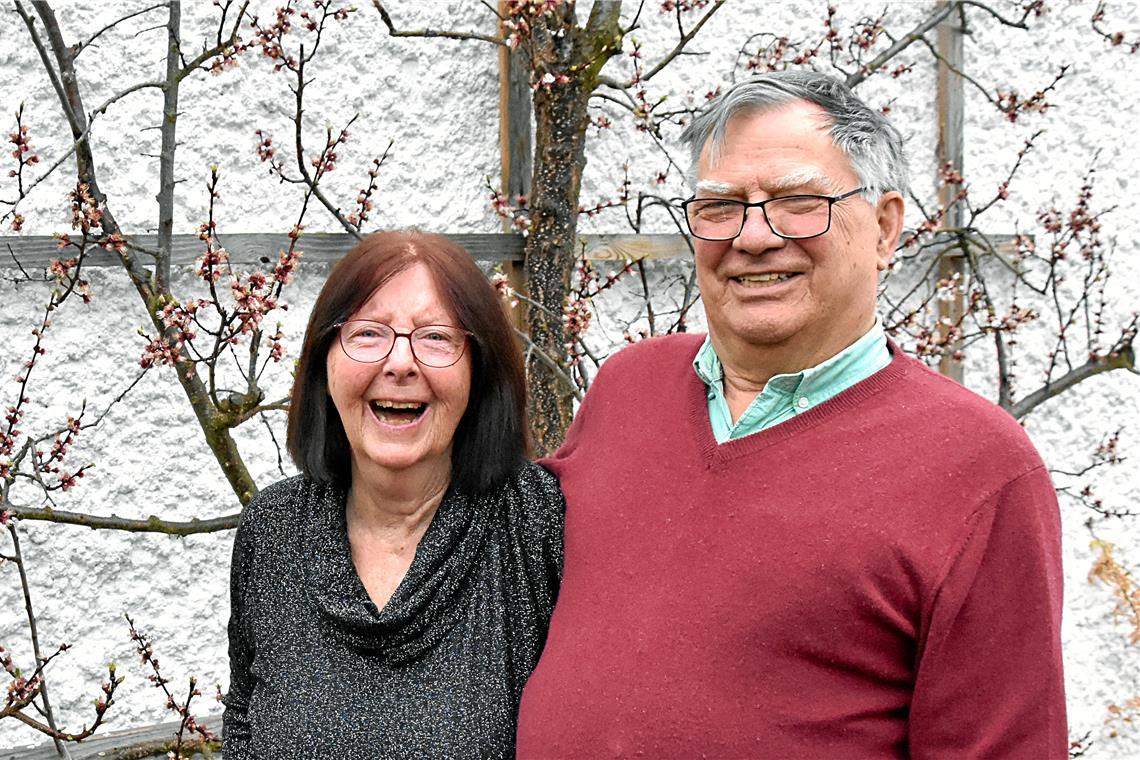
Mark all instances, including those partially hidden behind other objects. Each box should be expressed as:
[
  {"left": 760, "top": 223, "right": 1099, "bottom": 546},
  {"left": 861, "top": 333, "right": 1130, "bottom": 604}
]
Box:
[{"left": 516, "top": 71, "right": 1066, "bottom": 758}]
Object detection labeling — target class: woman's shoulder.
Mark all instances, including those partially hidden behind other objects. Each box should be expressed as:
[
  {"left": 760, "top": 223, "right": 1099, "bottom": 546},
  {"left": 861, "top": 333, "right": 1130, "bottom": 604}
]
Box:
[
  {"left": 237, "top": 474, "right": 321, "bottom": 539},
  {"left": 486, "top": 461, "right": 565, "bottom": 534},
  {"left": 514, "top": 461, "right": 564, "bottom": 512}
]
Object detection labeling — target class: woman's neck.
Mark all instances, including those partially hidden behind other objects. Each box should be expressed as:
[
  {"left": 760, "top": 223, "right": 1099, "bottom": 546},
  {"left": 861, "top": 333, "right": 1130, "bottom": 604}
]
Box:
[{"left": 345, "top": 459, "right": 450, "bottom": 541}]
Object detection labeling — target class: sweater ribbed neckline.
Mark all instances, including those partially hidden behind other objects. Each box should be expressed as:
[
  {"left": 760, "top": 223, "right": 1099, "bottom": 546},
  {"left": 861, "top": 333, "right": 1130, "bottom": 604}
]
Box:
[{"left": 686, "top": 338, "right": 915, "bottom": 467}]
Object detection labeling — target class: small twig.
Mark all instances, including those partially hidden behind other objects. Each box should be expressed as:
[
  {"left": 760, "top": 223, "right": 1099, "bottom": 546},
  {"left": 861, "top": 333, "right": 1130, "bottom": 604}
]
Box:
[
  {"left": 6, "top": 522, "right": 68, "bottom": 756},
  {"left": 373, "top": 1, "right": 505, "bottom": 46},
  {"left": 640, "top": 0, "right": 725, "bottom": 83},
  {"left": 846, "top": 2, "right": 955, "bottom": 88},
  {"left": 514, "top": 328, "right": 583, "bottom": 401},
  {"left": 75, "top": 2, "right": 169, "bottom": 55}
]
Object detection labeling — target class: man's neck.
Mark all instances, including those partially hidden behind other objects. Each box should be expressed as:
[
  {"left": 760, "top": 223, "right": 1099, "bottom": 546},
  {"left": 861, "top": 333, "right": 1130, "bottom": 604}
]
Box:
[{"left": 714, "top": 321, "right": 880, "bottom": 422}]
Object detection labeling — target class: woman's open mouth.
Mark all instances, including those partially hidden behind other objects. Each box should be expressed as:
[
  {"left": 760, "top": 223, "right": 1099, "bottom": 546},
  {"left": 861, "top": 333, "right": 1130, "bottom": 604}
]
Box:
[{"left": 369, "top": 400, "right": 428, "bottom": 426}]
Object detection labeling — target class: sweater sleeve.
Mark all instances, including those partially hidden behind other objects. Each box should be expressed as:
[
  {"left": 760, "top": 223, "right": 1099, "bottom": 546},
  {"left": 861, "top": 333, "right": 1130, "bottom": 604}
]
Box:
[
  {"left": 221, "top": 501, "right": 258, "bottom": 759},
  {"left": 908, "top": 464, "right": 1067, "bottom": 758}
]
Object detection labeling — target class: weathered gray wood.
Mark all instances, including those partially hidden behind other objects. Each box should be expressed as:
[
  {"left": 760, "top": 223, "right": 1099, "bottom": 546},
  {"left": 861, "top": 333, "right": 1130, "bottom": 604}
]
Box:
[
  {"left": 935, "top": 0, "right": 967, "bottom": 382},
  {"left": 0, "top": 231, "right": 1026, "bottom": 272},
  {"left": 498, "top": 5, "right": 533, "bottom": 321},
  {"left": 0, "top": 233, "right": 684, "bottom": 271},
  {"left": 580, "top": 233, "right": 692, "bottom": 261},
  {"left": 0, "top": 713, "right": 221, "bottom": 759},
  {"left": 0, "top": 233, "right": 525, "bottom": 268},
  {"left": 499, "top": 4, "right": 533, "bottom": 206}
]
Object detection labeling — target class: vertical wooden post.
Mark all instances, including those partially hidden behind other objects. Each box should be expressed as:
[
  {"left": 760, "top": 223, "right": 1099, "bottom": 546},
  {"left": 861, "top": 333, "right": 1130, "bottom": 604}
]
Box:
[
  {"left": 936, "top": 0, "right": 966, "bottom": 382},
  {"left": 499, "top": 2, "right": 532, "bottom": 324}
]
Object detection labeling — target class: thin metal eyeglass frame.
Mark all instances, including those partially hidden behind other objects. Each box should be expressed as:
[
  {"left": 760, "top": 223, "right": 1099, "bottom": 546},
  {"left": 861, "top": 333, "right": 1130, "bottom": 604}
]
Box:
[
  {"left": 333, "top": 321, "right": 472, "bottom": 368},
  {"left": 682, "top": 186, "right": 867, "bottom": 241}
]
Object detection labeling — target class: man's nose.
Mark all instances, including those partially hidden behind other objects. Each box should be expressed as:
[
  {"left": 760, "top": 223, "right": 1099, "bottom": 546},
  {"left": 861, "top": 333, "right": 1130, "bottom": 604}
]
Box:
[{"left": 732, "top": 207, "right": 787, "bottom": 255}]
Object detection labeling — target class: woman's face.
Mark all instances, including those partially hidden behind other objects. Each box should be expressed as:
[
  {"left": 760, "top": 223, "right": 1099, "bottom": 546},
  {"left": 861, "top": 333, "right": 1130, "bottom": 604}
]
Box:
[{"left": 326, "top": 263, "right": 472, "bottom": 485}]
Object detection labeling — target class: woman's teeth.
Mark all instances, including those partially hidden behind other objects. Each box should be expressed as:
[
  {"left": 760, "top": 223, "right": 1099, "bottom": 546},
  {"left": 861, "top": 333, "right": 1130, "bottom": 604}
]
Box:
[{"left": 369, "top": 400, "right": 427, "bottom": 424}]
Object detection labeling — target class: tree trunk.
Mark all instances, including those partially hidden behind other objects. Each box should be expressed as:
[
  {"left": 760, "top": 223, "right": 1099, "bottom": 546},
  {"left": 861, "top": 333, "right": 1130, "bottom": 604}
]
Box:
[{"left": 524, "top": 0, "right": 622, "bottom": 455}]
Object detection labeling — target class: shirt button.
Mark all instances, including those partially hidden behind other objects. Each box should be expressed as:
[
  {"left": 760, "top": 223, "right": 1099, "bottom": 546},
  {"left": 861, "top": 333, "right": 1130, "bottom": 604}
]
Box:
[{"left": 796, "top": 397, "right": 809, "bottom": 409}]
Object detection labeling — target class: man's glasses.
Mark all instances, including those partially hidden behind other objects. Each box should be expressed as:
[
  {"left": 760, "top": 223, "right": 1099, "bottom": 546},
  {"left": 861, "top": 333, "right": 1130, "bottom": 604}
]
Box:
[
  {"left": 335, "top": 321, "right": 471, "bottom": 368},
  {"left": 681, "top": 187, "right": 866, "bottom": 241}
]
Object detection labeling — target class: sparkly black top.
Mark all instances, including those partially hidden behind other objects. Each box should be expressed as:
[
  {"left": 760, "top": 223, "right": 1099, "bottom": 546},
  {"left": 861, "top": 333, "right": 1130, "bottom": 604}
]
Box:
[{"left": 222, "top": 463, "right": 564, "bottom": 759}]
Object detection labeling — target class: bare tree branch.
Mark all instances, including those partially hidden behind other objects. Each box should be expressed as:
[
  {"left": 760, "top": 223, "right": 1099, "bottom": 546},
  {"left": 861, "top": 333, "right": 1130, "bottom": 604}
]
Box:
[
  {"left": 1009, "top": 346, "right": 1136, "bottom": 419},
  {"left": 373, "top": 1, "right": 505, "bottom": 46},
  {"left": 75, "top": 2, "right": 169, "bottom": 56},
  {"left": 600, "top": 0, "right": 725, "bottom": 89},
  {"left": 514, "top": 328, "right": 584, "bottom": 402},
  {"left": 640, "top": 0, "right": 725, "bottom": 83},
  {"left": 6, "top": 506, "right": 240, "bottom": 534},
  {"left": 5, "top": 522, "right": 69, "bottom": 756},
  {"left": 155, "top": 1, "right": 181, "bottom": 294},
  {"left": 846, "top": 2, "right": 955, "bottom": 88},
  {"left": 176, "top": 1, "right": 249, "bottom": 81}
]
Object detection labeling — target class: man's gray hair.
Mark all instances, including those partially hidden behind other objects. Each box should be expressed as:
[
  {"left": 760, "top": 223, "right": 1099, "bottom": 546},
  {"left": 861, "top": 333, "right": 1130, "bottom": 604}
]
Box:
[{"left": 680, "top": 71, "right": 909, "bottom": 202}]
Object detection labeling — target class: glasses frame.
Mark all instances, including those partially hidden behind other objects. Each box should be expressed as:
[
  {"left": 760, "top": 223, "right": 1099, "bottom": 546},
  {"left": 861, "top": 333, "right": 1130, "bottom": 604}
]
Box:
[
  {"left": 334, "top": 320, "right": 473, "bottom": 368},
  {"left": 681, "top": 186, "right": 867, "bottom": 241}
]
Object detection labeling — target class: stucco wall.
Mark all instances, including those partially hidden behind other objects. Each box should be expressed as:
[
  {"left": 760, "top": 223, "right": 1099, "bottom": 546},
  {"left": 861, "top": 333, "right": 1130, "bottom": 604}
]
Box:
[{"left": 2, "top": 1, "right": 1139, "bottom": 755}]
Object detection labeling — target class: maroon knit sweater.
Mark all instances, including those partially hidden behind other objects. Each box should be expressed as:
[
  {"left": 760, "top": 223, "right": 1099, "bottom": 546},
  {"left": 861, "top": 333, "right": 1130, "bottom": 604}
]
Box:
[{"left": 518, "top": 333, "right": 1066, "bottom": 759}]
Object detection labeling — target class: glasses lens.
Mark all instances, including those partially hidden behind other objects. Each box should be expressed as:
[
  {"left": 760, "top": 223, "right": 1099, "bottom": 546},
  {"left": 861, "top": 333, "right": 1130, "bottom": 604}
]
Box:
[
  {"left": 765, "top": 195, "right": 831, "bottom": 238},
  {"left": 340, "top": 321, "right": 395, "bottom": 362},
  {"left": 411, "top": 325, "right": 467, "bottom": 367},
  {"left": 686, "top": 199, "right": 745, "bottom": 240}
]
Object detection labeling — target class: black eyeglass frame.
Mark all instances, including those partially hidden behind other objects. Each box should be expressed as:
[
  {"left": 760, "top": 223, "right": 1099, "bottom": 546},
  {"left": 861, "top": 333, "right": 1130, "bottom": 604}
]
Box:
[
  {"left": 681, "top": 186, "right": 867, "bottom": 241},
  {"left": 333, "top": 320, "right": 473, "bottom": 368}
]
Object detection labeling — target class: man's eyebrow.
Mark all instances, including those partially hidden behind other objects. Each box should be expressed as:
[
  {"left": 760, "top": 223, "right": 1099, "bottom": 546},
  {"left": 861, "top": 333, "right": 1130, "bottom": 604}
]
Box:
[
  {"left": 696, "top": 170, "right": 834, "bottom": 197},
  {"left": 695, "top": 180, "right": 736, "bottom": 195},
  {"left": 768, "top": 169, "right": 831, "bottom": 194}
]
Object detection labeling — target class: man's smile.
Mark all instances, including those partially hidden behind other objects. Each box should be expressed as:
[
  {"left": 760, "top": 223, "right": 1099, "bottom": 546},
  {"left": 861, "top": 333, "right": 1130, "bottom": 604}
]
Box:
[{"left": 732, "top": 272, "right": 799, "bottom": 286}]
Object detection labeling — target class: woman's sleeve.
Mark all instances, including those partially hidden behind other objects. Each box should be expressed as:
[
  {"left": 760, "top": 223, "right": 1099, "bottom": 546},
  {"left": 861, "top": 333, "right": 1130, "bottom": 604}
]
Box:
[{"left": 221, "top": 506, "right": 257, "bottom": 759}]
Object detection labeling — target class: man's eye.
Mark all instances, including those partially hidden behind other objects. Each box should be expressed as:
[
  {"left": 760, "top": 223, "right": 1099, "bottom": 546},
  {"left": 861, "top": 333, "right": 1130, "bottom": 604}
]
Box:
[
  {"left": 774, "top": 196, "right": 825, "bottom": 214},
  {"left": 695, "top": 200, "right": 737, "bottom": 216}
]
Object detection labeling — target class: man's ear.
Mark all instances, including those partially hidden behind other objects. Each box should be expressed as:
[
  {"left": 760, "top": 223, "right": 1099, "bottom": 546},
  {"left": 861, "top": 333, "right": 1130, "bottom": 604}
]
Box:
[{"left": 874, "top": 191, "right": 905, "bottom": 271}]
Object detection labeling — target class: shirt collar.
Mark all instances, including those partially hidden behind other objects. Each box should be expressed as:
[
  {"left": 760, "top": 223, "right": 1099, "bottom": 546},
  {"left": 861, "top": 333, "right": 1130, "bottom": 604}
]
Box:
[{"left": 692, "top": 322, "right": 887, "bottom": 399}]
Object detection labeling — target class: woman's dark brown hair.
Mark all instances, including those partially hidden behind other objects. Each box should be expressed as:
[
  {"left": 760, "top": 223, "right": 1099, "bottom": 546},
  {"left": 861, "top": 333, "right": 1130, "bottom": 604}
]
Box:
[{"left": 287, "top": 230, "right": 528, "bottom": 494}]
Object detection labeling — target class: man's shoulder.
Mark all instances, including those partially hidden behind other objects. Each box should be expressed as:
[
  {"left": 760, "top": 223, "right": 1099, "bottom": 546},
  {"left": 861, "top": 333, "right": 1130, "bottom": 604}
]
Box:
[
  {"left": 599, "top": 332, "right": 704, "bottom": 377},
  {"left": 887, "top": 351, "right": 1042, "bottom": 462}
]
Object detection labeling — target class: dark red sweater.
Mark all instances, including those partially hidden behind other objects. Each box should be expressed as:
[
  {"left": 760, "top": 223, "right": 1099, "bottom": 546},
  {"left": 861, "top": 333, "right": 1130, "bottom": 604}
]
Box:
[{"left": 518, "top": 334, "right": 1066, "bottom": 759}]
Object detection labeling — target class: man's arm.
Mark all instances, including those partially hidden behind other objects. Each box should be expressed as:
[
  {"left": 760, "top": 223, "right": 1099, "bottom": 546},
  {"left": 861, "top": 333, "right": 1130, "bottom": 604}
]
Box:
[{"left": 909, "top": 465, "right": 1066, "bottom": 758}]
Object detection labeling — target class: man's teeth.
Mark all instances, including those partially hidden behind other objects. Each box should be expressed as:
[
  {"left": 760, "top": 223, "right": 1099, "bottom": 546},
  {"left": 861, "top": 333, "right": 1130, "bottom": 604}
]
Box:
[{"left": 736, "top": 273, "right": 794, "bottom": 283}]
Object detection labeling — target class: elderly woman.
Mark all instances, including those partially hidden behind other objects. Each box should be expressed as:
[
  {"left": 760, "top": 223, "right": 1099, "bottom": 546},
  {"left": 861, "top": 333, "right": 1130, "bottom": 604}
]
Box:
[{"left": 222, "top": 231, "right": 563, "bottom": 758}]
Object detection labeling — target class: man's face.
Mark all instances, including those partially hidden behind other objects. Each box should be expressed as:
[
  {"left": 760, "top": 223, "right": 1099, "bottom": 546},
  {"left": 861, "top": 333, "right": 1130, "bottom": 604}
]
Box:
[{"left": 693, "top": 100, "right": 901, "bottom": 373}]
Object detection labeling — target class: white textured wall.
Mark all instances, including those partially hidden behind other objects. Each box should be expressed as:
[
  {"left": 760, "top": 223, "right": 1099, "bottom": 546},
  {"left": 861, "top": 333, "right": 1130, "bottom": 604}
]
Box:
[{"left": 2, "top": 1, "right": 1139, "bottom": 755}]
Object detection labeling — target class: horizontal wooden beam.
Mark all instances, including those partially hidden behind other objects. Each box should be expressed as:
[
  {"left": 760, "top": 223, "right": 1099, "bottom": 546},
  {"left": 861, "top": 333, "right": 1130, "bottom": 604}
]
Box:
[
  {"left": 0, "top": 231, "right": 1030, "bottom": 270},
  {"left": 0, "top": 232, "right": 700, "bottom": 270},
  {"left": 0, "top": 232, "right": 525, "bottom": 269},
  {"left": 0, "top": 713, "right": 222, "bottom": 759}
]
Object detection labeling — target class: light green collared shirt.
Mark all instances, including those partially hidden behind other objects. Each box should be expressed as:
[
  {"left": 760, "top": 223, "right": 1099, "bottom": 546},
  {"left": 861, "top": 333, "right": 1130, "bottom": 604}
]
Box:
[{"left": 693, "top": 323, "right": 891, "bottom": 443}]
